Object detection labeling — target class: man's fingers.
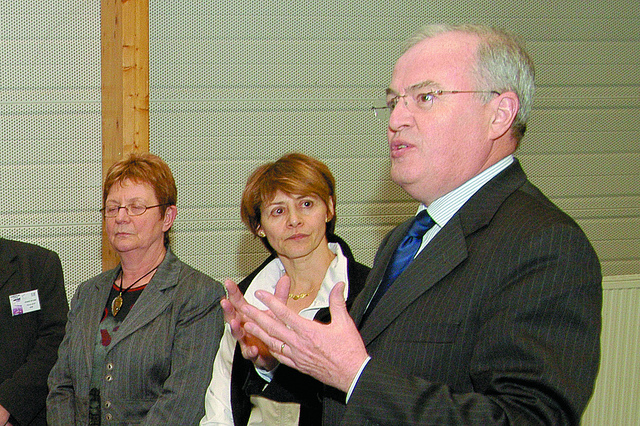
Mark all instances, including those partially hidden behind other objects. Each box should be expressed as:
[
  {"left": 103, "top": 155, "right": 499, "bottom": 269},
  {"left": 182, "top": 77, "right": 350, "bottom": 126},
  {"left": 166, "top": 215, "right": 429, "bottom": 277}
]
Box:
[
  {"left": 224, "top": 278, "right": 246, "bottom": 307},
  {"left": 227, "top": 317, "right": 245, "bottom": 341},
  {"left": 240, "top": 343, "right": 259, "bottom": 360},
  {"left": 253, "top": 289, "right": 309, "bottom": 334},
  {"left": 220, "top": 298, "right": 236, "bottom": 322},
  {"left": 274, "top": 274, "right": 291, "bottom": 304},
  {"left": 241, "top": 302, "right": 296, "bottom": 348},
  {"left": 328, "top": 281, "right": 350, "bottom": 322}
]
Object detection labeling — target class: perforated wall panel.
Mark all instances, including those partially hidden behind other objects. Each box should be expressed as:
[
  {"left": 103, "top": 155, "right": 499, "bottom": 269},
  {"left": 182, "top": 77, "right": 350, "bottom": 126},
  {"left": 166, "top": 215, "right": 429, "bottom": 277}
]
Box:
[
  {"left": 1, "top": 1, "right": 638, "bottom": 423},
  {"left": 1, "top": 1, "right": 638, "bottom": 305},
  {"left": 0, "top": 1, "right": 101, "bottom": 301},
  {"left": 148, "top": 1, "right": 639, "bottom": 284}
]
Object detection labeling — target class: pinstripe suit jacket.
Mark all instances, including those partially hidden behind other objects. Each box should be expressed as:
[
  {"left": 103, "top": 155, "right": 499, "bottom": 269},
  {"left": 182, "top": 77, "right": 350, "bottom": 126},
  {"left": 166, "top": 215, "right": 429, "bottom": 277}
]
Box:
[
  {"left": 323, "top": 160, "right": 602, "bottom": 425},
  {"left": 47, "top": 248, "right": 225, "bottom": 426}
]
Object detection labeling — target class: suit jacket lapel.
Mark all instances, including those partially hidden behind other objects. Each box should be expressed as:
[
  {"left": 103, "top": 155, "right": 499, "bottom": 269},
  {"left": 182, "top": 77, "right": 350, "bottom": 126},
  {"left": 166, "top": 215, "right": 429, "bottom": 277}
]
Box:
[
  {"left": 356, "top": 160, "right": 529, "bottom": 345},
  {"left": 359, "top": 216, "right": 468, "bottom": 344},
  {"left": 350, "top": 220, "right": 412, "bottom": 326},
  {"left": 0, "top": 240, "right": 18, "bottom": 291}
]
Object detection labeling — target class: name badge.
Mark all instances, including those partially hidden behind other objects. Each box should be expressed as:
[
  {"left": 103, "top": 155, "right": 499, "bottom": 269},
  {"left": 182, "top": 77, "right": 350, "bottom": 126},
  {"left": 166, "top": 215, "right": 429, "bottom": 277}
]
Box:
[{"left": 9, "top": 289, "right": 41, "bottom": 316}]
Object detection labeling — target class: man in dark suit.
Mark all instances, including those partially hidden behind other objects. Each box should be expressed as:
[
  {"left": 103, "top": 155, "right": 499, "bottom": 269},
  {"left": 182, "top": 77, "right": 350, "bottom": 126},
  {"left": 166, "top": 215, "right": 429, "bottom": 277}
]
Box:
[
  {"left": 227, "top": 24, "right": 602, "bottom": 425},
  {"left": 0, "top": 239, "right": 68, "bottom": 426}
]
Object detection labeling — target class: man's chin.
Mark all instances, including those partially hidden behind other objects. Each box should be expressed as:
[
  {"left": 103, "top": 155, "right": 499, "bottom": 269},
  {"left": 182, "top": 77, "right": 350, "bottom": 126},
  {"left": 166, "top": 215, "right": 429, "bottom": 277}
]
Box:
[{"left": 389, "top": 166, "right": 413, "bottom": 187}]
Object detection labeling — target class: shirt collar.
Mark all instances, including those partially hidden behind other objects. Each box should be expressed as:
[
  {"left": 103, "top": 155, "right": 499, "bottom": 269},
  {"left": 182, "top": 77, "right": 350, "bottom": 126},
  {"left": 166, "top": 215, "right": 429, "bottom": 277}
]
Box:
[{"left": 419, "top": 155, "right": 514, "bottom": 227}]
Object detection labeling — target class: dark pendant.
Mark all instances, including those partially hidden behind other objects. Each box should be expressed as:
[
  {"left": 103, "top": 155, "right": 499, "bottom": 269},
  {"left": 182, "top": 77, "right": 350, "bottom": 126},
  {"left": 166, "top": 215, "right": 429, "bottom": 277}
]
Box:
[{"left": 111, "top": 294, "right": 123, "bottom": 317}]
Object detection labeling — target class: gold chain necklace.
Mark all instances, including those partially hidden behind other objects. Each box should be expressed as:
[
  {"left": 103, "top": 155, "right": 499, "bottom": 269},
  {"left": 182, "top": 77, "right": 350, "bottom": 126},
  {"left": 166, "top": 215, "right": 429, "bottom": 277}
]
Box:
[
  {"left": 111, "top": 265, "right": 159, "bottom": 317},
  {"left": 288, "top": 292, "right": 310, "bottom": 300}
]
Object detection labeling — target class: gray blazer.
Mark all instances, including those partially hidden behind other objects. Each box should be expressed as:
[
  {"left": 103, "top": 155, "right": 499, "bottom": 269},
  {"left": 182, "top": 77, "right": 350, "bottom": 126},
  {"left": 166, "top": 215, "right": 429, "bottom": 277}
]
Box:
[
  {"left": 47, "top": 248, "right": 225, "bottom": 426},
  {"left": 323, "top": 160, "right": 602, "bottom": 425}
]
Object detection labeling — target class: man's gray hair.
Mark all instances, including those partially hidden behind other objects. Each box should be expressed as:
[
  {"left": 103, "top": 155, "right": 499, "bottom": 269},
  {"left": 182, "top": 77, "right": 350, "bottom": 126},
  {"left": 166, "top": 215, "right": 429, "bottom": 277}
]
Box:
[{"left": 404, "top": 24, "right": 535, "bottom": 141}]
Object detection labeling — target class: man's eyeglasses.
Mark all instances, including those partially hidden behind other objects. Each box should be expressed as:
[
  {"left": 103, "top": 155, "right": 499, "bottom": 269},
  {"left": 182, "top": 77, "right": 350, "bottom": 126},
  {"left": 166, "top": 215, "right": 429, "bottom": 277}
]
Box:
[
  {"left": 371, "top": 89, "right": 500, "bottom": 121},
  {"left": 101, "top": 203, "right": 168, "bottom": 217}
]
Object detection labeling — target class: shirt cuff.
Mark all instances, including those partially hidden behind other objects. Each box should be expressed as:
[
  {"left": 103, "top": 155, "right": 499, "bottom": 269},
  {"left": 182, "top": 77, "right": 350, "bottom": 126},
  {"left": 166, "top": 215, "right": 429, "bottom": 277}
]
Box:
[
  {"left": 255, "top": 364, "right": 278, "bottom": 383},
  {"left": 346, "top": 356, "right": 371, "bottom": 402}
]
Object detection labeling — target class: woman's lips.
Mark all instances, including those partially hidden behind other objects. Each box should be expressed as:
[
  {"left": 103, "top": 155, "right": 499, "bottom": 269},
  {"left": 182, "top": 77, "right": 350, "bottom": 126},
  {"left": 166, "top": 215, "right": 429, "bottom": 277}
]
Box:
[{"left": 287, "top": 233, "right": 308, "bottom": 241}]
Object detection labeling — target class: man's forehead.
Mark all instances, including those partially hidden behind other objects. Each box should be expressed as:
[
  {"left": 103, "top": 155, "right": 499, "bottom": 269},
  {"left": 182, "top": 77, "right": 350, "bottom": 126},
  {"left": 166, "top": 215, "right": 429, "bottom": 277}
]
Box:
[
  {"left": 396, "top": 31, "right": 478, "bottom": 67},
  {"left": 390, "top": 34, "right": 477, "bottom": 91}
]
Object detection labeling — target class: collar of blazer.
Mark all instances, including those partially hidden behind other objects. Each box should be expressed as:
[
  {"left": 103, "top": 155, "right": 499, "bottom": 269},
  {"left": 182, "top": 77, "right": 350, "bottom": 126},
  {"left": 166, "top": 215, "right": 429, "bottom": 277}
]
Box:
[
  {"left": 356, "top": 160, "right": 528, "bottom": 343},
  {"left": 81, "top": 247, "right": 181, "bottom": 352}
]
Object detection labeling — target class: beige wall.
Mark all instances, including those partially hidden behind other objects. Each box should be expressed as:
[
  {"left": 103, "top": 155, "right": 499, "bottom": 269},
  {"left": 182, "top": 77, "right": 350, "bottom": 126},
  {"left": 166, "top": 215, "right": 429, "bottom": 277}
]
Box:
[
  {"left": 148, "top": 2, "right": 639, "bottom": 284},
  {"left": 0, "top": 0, "right": 638, "bottom": 423},
  {"left": 147, "top": 6, "right": 639, "bottom": 422},
  {"left": 1, "top": 0, "right": 637, "bottom": 292},
  {"left": 0, "top": 1, "right": 102, "bottom": 295}
]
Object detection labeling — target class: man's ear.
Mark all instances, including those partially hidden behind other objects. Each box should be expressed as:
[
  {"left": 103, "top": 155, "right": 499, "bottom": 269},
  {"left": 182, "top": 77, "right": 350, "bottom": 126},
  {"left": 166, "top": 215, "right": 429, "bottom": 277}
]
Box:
[{"left": 489, "top": 91, "right": 519, "bottom": 139}]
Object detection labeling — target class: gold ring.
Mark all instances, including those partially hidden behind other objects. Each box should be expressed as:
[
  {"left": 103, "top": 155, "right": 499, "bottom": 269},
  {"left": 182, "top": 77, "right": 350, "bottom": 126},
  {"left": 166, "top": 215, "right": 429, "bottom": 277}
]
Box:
[{"left": 280, "top": 342, "right": 286, "bottom": 353}]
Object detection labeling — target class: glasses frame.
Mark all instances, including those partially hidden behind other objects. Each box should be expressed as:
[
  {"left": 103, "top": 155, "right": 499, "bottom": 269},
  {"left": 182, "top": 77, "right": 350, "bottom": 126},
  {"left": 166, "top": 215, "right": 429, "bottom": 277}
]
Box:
[
  {"left": 372, "top": 89, "right": 500, "bottom": 121},
  {"left": 101, "top": 203, "right": 168, "bottom": 218}
]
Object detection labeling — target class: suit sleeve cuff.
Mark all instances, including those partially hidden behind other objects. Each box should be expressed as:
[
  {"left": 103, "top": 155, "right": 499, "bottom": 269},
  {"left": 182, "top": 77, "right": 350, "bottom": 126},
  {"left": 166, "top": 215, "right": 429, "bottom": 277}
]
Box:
[{"left": 346, "top": 356, "right": 371, "bottom": 402}]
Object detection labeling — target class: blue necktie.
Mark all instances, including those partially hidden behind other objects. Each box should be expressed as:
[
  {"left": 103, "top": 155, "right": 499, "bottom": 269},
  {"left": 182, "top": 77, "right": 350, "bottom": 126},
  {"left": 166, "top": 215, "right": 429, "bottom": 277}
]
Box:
[{"left": 365, "top": 210, "right": 435, "bottom": 317}]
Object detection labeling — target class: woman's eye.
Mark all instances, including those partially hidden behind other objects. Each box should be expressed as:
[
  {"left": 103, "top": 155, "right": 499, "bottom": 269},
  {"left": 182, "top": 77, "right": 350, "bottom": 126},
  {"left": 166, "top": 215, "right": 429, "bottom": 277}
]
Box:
[
  {"left": 301, "top": 200, "right": 313, "bottom": 208},
  {"left": 272, "top": 207, "right": 284, "bottom": 216}
]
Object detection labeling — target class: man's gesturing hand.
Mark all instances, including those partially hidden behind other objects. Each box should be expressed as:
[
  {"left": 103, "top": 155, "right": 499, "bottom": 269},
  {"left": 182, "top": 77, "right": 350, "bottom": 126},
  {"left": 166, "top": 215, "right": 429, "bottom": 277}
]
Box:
[{"left": 240, "top": 281, "right": 369, "bottom": 393}]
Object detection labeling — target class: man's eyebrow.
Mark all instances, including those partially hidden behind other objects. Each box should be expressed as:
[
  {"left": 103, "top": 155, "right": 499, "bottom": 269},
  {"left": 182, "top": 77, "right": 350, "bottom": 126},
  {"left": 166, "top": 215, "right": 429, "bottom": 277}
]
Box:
[
  {"left": 407, "top": 80, "right": 438, "bottom": 92},
  {"left": 386, "top": 80, "right": 438, "bottom": 97}
]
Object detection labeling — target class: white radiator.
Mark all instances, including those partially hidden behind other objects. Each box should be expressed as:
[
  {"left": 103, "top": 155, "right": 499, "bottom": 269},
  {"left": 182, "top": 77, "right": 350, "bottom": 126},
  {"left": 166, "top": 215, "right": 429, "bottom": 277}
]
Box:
[{"left": 582, "top": 274, "right": 640, "bottom": 425}]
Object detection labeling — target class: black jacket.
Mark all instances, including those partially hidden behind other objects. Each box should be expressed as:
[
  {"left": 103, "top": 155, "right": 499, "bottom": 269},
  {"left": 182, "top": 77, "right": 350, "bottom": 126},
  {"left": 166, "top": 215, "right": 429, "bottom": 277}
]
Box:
[{"left": 0, "top": 239, "right": 68, "bottom": 426}]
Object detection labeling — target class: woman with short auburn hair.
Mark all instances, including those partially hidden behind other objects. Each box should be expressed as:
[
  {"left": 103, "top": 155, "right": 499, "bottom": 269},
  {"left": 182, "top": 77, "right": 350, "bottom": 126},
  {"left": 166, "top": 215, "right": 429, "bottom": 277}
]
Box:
[
  {"left": 48, "top": 153, "right": 225, "bottom": 425},
  {"left": 201, "top": 153, "right": 370, "bottom": 426}
]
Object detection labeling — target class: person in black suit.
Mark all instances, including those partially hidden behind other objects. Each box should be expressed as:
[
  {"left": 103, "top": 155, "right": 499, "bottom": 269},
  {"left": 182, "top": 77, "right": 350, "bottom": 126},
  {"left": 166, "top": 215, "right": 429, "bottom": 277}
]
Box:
[
  {"left": 225, "top": 23, "right": 602, "bottom": 425},
  {"left": 0, "top": 238, "right": 68, "bottom": 426}
]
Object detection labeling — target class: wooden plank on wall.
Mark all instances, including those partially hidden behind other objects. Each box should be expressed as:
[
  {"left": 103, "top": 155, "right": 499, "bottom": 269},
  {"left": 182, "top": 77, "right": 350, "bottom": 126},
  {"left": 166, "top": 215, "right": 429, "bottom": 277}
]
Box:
[{"left": 101, "top": 0, "right": 150, "bottom": 270}]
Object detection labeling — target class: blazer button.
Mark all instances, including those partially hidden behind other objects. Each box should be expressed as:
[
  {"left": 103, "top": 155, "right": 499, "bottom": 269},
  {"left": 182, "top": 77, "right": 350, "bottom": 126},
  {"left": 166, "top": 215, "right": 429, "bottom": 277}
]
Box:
[
  {"left": 106, "top": 363, "right": 114, "bottom": 370},
  {"left": 104, "top": 401, "right": 111, "bottom": 408},
  {"left": 105, "top": 413, "right": 113, "bottom": 421},
  {"left": 105, "top": 375, "right": 113, "bottom": 381}
]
